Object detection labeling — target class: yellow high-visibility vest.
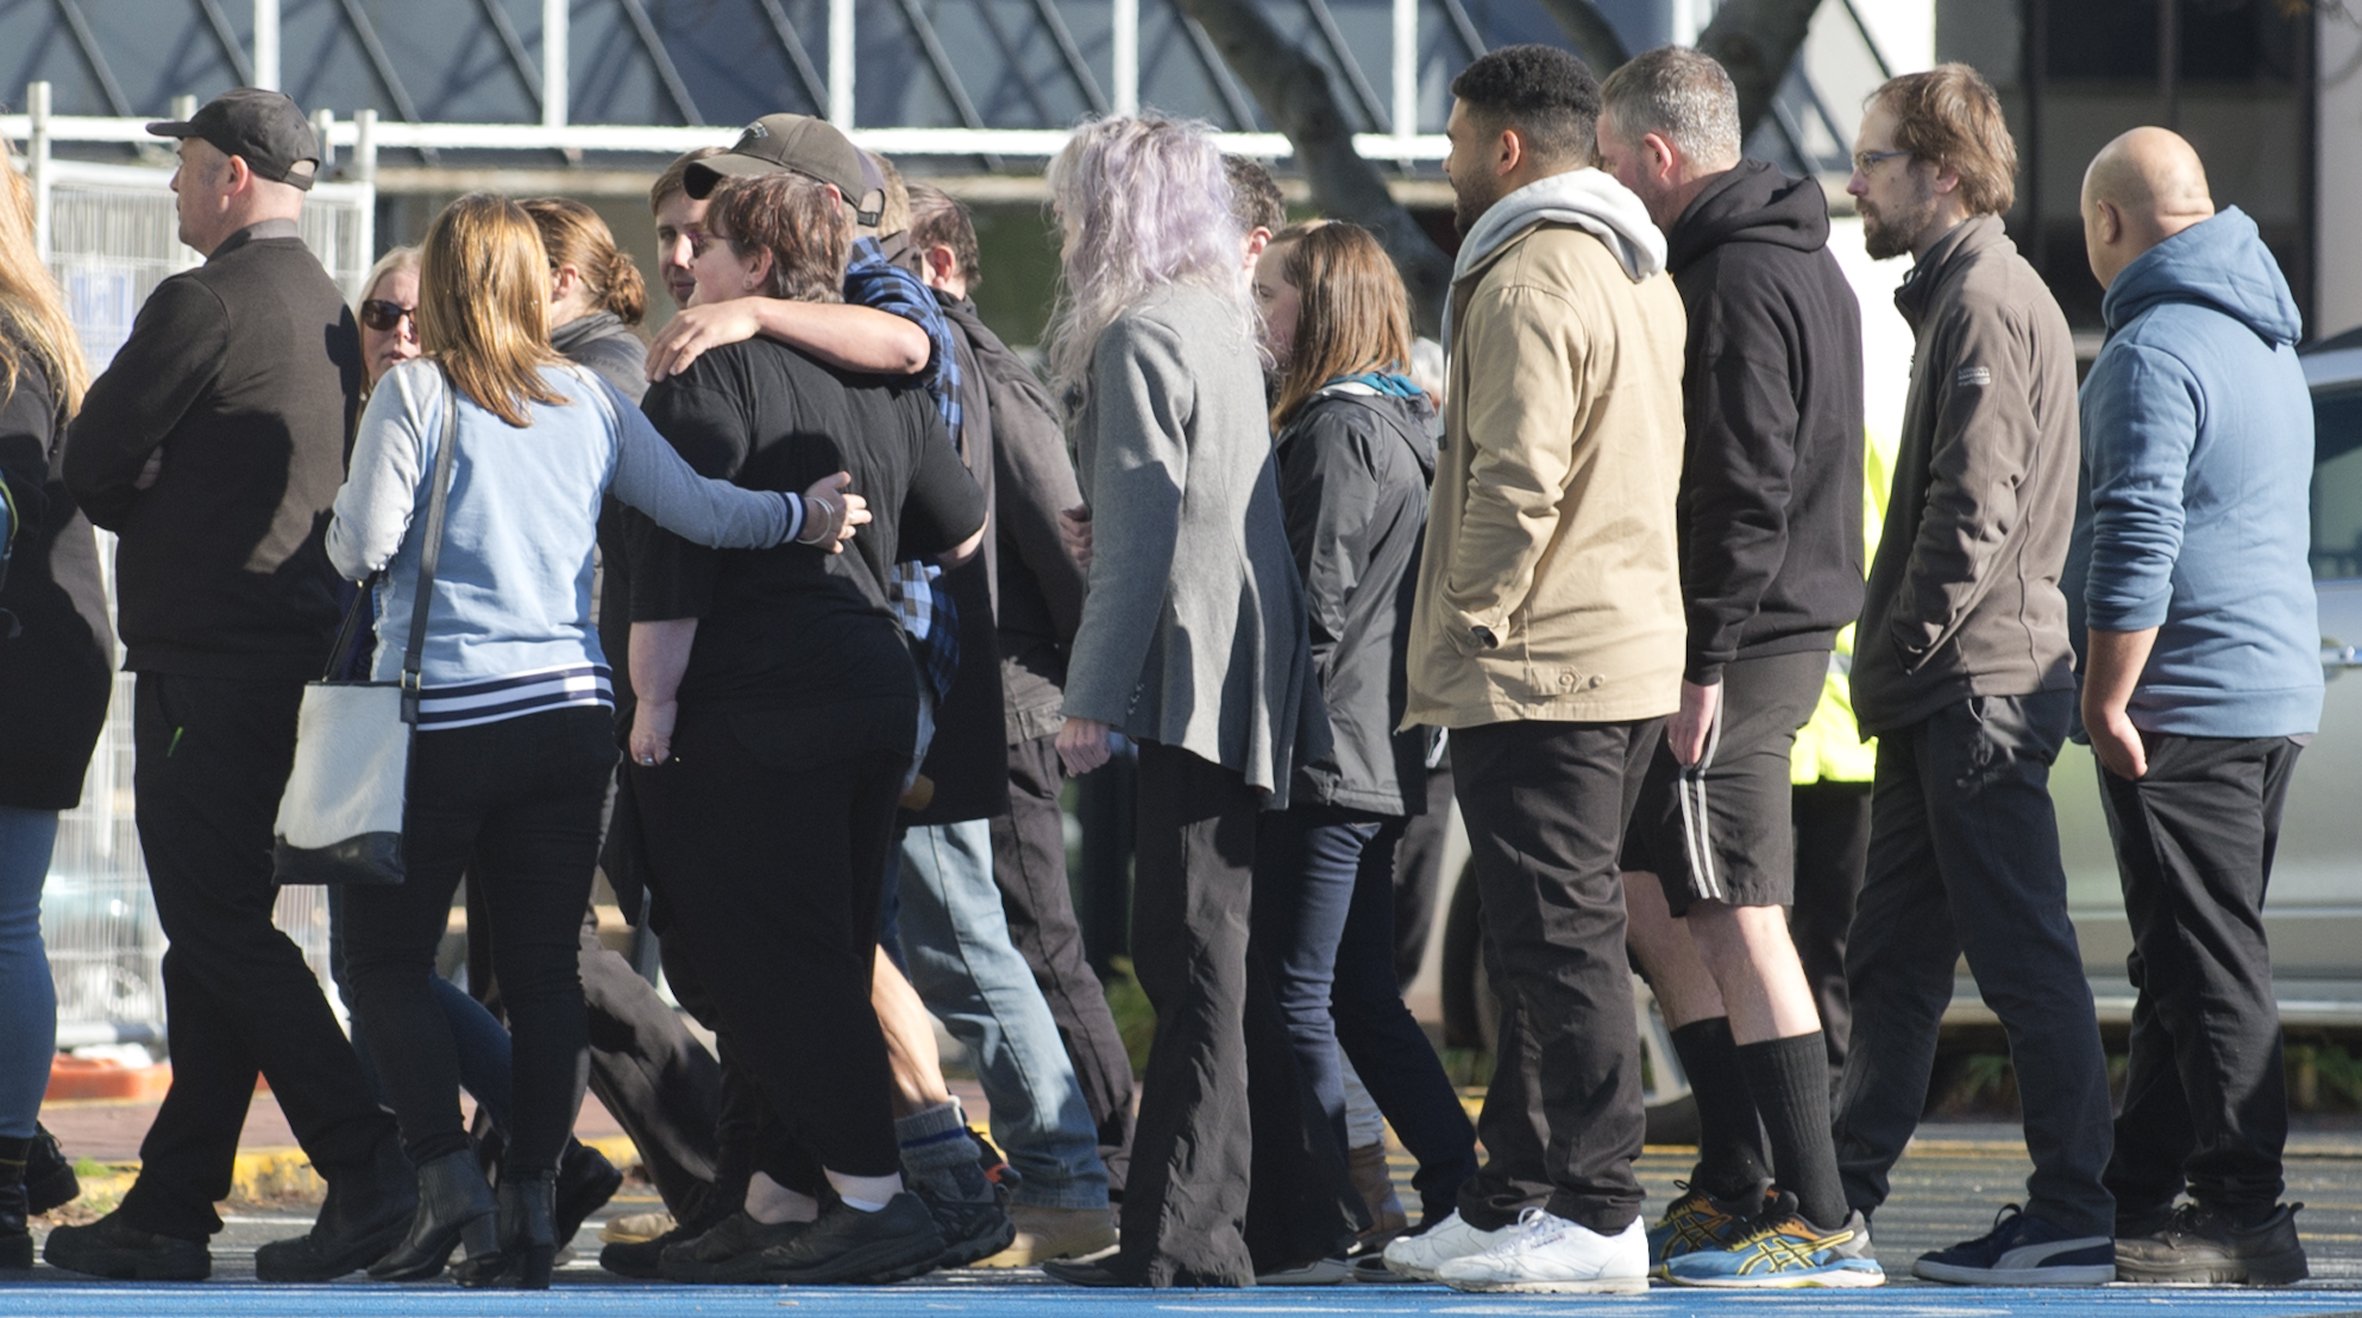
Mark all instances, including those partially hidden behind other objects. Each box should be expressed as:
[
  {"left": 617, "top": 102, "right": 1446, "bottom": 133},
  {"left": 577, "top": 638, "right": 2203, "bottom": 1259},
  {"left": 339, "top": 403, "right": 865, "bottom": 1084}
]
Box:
[{"left": 1792, "top": 425, "right": 1898, "bottom": 786}]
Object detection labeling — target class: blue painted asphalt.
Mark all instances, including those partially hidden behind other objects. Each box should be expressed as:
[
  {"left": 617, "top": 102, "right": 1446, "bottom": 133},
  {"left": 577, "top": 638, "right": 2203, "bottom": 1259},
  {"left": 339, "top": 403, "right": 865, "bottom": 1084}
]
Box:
[{"left": 8, "top": 1279, "right": 2362, "bottom": 1317}]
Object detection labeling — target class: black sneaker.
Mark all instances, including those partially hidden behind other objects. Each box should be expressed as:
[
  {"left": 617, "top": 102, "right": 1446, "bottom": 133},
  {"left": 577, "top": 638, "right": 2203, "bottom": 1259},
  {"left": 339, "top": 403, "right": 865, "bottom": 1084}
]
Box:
[
  {"left": 2116, "top": 1202, "right": 2308, "bottom": 1286},
  {"left": 656, "top": 1210, "right": 807, "bottom": 1284},
  {"left": 1912, "top": 1204, "right": 2113, "bottom": 1286},
  {"left": 600, "top": 1217, "right": 691, "bottom": 1279},
  {"left": 759, "top": 1194, "right": 944, "bottom": 1285},
  {"left": 910, "top": 1160, "right": 1014, "bottom": 1268},
  {"left": 25, "top": 1126, "right": 79, "bottom": 1216},
  {"left": 2116, "top": 1199, "right": 2176, "bottom": 1240},
  {"left": 42, "top": 1209, "right": 210, "bottom": 1281}
]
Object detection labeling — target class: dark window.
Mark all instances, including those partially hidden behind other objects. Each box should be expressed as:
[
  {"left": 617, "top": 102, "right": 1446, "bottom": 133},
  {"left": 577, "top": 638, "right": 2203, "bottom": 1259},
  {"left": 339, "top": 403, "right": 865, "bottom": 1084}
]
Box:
[
  {"left": 2045, "top": 0, "right": 2158, "bottom": 79},
  {"left": 2178, "top": 0, "right": 2302, "bottom": 84}
]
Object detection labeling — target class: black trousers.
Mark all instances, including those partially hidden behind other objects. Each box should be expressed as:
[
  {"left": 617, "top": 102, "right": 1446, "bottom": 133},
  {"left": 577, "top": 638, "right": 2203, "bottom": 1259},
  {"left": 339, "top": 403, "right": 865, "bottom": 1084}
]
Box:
[
  {"left": 1116, "top": 742, "right": 1358, "bottom": 1286},
  {"left": 577, "top": 909, "right": 724, "bottom": 1212},
  {"left": 1832, "top": 692, "right": 2114, "bottom": 1237},
  {"left": 118, "top": 674, "right": 395, "bottom": 1239},
  {"left": 1451, "top": 717, "right": 1659, "bottom": 1235},
  {"left": 1789, "top": 780, "right": 1872, "bottom": 1086},
  {"left": 2097, "top": 733, "right": 2302, "bottom": 1220},
  {"left": 649, "top": 921, "right": 760, "bottom": 1222},
  {"left": 461, "top": 889, "right": 726, "bottom": 1216},
  {"left": 346, "top": 707, "right": 614, "bottom": 1176},
  {"left": 631, "top": 703, "right": 906, "bottom": 1191},
  {"left": 989, "top": 733, "right": 1136, "bottom": 1195}
]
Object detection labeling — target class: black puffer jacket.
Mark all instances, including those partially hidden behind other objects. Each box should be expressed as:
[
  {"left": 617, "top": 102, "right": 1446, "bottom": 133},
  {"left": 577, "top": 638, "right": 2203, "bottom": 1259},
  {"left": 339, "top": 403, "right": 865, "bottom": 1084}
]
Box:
[{"left": 1278, "top": 386, "right": 1435, "bottom": 816}]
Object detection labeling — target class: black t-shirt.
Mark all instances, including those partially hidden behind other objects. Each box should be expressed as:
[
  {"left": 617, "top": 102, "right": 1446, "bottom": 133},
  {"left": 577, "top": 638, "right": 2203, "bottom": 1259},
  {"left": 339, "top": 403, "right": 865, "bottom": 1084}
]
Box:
[{"left": 626, "top": 337, "right": 984, "bottom": 727}]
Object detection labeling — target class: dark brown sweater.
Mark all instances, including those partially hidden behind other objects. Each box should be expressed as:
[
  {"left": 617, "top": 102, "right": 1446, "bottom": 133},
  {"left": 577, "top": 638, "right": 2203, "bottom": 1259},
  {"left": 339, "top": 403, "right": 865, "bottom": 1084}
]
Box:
[
  {"left": 63, "top": 222, "right": 362, "bottom": 680},
  {"left": 1853, "top": 214, "right": 2080, "bottom": 735}
]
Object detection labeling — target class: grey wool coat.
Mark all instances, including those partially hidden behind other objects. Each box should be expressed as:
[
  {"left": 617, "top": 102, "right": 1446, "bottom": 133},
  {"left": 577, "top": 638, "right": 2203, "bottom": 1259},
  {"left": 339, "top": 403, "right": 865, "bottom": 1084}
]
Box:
[{"left": 1061, "top": 282, "right": 1327, "bottom": 806}]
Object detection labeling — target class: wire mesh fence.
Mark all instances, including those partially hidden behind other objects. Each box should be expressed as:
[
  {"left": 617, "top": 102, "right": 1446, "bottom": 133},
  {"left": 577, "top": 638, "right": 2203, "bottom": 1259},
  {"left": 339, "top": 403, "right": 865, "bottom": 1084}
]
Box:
[{"left": 33, "top": 157, "right": 374, "bottom": 1048}]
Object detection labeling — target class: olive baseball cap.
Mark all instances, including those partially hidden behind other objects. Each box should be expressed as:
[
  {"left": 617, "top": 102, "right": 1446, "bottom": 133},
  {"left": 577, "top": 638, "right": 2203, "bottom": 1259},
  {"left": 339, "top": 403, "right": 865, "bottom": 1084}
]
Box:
[
  {"left": 147, "top": 87, "right": 320, "bottom": 190},
  {"left": 686, "top": 113, "right": 882, "bottom": 225}
]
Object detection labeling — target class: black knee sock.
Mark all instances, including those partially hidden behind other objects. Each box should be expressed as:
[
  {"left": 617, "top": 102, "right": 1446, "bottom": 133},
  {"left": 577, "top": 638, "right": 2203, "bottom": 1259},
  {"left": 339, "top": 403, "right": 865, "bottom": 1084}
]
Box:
[
  {"left": 1737, "top": 1032, "right": 1848, "bottom": 1230},
  {"left": 1669, "top": 1018, "right": 1768, "bottom": 1200}
]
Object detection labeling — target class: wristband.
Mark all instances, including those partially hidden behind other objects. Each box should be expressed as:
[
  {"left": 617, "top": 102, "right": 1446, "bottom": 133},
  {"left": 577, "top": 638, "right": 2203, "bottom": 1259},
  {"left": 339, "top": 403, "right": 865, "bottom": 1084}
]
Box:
[{"left": 798, "top": 493, "right": 839, "bottom": 546}]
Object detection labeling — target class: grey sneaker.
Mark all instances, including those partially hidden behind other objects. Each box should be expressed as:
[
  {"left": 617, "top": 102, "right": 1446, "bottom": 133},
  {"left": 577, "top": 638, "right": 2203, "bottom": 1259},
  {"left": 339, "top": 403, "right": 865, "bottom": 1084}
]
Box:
[{"left": 2115, "top": 1202, "right": 2309, "bottom": 1286}]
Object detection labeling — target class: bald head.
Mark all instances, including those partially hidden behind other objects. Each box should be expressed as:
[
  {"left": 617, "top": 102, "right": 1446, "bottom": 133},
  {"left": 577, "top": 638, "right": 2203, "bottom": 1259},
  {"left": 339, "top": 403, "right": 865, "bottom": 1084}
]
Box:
[{"left": 2081, "top": 127, "right": 2215, "bottom": 290}]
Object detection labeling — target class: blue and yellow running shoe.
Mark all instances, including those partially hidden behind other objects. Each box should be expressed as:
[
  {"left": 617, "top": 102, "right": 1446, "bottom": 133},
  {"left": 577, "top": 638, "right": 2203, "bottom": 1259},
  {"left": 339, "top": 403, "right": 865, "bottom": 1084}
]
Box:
[
  {"left": 1663, "top": 1191, "right": 1886, "bottom": 1289},
  {"left": 1646, "top": 1180, "right": 1765, "bottom": 1275}
]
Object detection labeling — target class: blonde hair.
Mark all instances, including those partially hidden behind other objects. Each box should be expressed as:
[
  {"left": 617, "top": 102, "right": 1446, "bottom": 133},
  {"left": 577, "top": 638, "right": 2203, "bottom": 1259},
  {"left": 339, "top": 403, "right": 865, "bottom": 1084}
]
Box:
[
  {"left": 417, "top": 194, "right": 567, "bottom": 429},
  {"left": 360, "top": 244, "right": 420, "bottom": 309},
  {"left": 523, "top": 197, "right": 647, "bottom": 326},
  {"left": 1264, "top": 222, "right": 1411, "bottom": 430},
  {"left": 0, "top": 134, "right": 90, "bottom": 416},
  {"left": 1044, "top": 114, "right": 1257, "bottom": 413}
]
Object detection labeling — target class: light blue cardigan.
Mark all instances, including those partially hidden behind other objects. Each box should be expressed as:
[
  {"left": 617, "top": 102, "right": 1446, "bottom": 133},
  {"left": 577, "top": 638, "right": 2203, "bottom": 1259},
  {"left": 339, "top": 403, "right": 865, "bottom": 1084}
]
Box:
[{"left": 327, "top": 359, "right": 794, "bottom": 693}]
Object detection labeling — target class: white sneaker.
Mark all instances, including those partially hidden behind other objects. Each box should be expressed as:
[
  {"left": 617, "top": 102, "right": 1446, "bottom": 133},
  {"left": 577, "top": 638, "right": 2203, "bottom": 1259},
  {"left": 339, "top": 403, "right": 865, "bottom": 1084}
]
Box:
[
  {"left": 1435, "top": 1209, "right": 1651, "bottom": 1294},
  {"left": 1381, "top": 1211, "right": 1516, "bottom": 1281}
]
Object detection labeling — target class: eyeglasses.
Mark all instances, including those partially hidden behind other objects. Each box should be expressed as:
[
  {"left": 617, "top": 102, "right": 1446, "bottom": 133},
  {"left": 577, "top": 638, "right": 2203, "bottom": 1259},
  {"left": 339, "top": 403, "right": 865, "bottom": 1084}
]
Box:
[
  {"left": 1852, "top": 148, "right": 1912, "bottom": 175},
  {"left": 359, "top": 299, "right": 416, "bottom": 333}
]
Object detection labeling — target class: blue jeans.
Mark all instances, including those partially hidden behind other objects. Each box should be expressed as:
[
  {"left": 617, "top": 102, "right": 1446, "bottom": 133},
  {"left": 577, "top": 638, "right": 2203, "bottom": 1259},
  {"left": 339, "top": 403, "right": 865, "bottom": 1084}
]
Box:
[
  {"left": 1253, "top": 803, "right": 1477, "bottom": 1224},
  {"left": 328, "top": 882, "right": 518, "bottom": 1136},
  {"left": 0, "top": 807, "right": 59, "bottom": 1140},
  {"left": 897, "top": 817, "right": 1109, "bottom": 1210}
]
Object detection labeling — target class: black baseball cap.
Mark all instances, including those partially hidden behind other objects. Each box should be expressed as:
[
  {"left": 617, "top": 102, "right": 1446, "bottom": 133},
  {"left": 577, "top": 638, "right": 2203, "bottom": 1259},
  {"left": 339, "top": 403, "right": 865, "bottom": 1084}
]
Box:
[
  {"left": 686, "top": 113, "right": 882, "bottom": 226},
  {"left": 148, "top": 87, "right": 320, "bottom": 190}
]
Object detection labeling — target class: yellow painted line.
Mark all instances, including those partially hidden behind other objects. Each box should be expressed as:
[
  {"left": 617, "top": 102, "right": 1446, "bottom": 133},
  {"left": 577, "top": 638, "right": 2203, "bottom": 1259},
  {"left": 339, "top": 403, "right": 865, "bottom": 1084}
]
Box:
[{"left": 80, "top": 1135, "right": 656, "bottom": 1207}]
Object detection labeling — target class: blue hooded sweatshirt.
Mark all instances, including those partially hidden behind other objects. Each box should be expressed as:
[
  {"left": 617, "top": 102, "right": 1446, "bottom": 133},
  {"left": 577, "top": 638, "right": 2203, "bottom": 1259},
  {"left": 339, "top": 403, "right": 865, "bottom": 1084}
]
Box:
[{"left": 2068, "top": 206, "right": 2321, "bottom": 738}]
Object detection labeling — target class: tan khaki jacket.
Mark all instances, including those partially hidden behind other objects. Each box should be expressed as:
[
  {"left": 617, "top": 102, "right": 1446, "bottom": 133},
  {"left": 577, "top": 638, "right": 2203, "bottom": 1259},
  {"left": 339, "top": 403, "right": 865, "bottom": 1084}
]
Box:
[{"left": 1405, "top": 220, "right": 1687, "bottom": 729}]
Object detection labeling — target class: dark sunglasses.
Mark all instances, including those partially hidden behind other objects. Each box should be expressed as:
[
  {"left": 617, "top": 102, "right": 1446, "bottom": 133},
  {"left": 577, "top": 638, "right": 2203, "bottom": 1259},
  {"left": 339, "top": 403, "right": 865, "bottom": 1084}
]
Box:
[{"left": 359, "top": 299, "right": 417, "bottom": 333}]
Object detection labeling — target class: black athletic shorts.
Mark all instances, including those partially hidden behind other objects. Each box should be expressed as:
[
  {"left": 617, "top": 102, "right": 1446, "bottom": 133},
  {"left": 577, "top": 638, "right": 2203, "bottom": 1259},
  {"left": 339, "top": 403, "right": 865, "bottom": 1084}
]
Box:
[{"left": 1619, "top": 648, "right": 1829, "bottom": 915}]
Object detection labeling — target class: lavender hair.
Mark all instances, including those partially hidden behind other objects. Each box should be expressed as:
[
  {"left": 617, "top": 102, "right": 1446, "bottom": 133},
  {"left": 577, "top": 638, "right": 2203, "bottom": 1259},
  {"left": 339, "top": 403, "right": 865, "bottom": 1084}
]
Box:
[{"left": 1043, "top": 114, "right": 1263, "bottom": 412}]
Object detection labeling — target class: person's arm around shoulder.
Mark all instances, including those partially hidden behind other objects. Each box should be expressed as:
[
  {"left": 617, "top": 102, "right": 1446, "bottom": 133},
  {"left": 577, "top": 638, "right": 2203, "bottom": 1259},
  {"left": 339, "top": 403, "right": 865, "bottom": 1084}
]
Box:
[
  {"left": 645, "top": 297, "right": 929, "bottom": 383},
  {"left": 326, "top": 361, "right": 433, "bottom": 581},
  {"left": 62, "top": 277, "right": 229, "bottom": 528},
  {"left": 1057, "top": 312, "right": 1193, "bottom": 774},
  {"left": 608, "top": 376, "right": 864, "bottom": 551},
  {"left": 1441, "top": 283, "right": 1586, "bottom": 656},
  {"left": 1886, "top": 300, "right": 2048, "bottom": 668},
  {"left": 897, "top": 395, "right": 988, "bottom": 568},
  {"left": 2079, "top": 342, "right": 2197, "bottom": 779}
]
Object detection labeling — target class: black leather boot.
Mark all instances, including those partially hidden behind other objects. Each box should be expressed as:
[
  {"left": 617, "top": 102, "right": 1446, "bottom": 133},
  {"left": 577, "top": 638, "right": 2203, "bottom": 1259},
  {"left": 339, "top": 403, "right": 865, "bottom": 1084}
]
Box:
[
  {"left": 554, "top": 1140, "right": 621, "bottom": 1245},
  {"left": 456, "top": 1171, "right": 557, "bottom": 1290},
  {"left": 1, "top": 1135, "right": 31, "bottom": 1270},
  {"left": 24, "top": 1126, "right": 77, "bottom": 1216},
  {"left": 254, "top": 1134, "right": 418, "bottom": 1282},
  {"left": 366, "top": 1150, "right": 498, "bottom": 1281}
]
